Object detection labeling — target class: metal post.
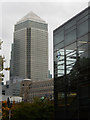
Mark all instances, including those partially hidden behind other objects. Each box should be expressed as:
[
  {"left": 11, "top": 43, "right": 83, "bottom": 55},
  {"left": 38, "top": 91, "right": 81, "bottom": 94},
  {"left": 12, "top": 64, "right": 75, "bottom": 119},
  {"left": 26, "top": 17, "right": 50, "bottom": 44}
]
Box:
[
  {"left": 9, "top": 109, "right": 11, "bottom": 120},
  {"left": 7, "top": 97, "right": 12, "bottom": 120},
  {"left": 64, "top": 54, "right": 67, "bottom": 119}
]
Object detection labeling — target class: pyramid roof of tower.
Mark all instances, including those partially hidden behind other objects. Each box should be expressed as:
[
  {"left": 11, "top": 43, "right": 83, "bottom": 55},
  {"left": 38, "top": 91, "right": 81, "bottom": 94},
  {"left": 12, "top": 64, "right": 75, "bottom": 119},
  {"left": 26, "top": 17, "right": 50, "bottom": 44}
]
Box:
[{"left": 17, "top": 11, "right": 46, "bottom": 24}]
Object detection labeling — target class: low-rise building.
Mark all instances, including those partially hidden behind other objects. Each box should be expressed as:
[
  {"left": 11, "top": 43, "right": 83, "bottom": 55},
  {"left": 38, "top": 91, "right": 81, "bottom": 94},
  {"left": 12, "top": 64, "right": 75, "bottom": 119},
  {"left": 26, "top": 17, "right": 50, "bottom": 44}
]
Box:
[
  {"left": 20, "top": 79, "right": 31, "bottom": 102},
  {"left": 2, "top": 81, "right": 21, "bottom": 96},
  {"left": 20, "top": 78, "right": 54, "bottom": 102},
  {"left": 2, "top": 78, "right": 54, "bottom": 102}
]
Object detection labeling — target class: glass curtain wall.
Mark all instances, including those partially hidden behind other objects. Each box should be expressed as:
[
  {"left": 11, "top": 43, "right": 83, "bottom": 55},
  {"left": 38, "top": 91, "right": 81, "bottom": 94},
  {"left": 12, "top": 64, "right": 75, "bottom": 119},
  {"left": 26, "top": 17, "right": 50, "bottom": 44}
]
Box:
[{"left": 54, "top": 6, "right": 90, "bottom": 120}]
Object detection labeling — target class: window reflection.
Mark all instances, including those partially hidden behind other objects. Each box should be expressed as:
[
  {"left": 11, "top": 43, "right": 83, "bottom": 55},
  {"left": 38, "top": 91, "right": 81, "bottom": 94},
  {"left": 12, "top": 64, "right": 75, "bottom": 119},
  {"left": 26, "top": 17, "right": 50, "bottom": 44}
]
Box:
[
  {"left": 57, "top": 49, "right": 64, "bottom": 77},
  {"left": 58, "top": 92, "right": 65, "bottom": 107},
  {"left": 65, "top": 30, "right": 76, "bottom": 46},
  {"left": 54, "top": 30, "right": 64, "bottom": 45},
  {"left": 77, "top": 20, "right": 88, "bottom": 38},
  {"left": 65, "top": 43, "right": 76, "bottom": 74}
]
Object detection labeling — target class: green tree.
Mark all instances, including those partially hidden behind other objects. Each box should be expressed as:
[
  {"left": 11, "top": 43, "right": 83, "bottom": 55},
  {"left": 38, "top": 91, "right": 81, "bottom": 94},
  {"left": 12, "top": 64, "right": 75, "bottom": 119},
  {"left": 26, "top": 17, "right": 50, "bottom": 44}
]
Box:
[{"left": 11, "top": 100, "right": 54, "bottom": 120}]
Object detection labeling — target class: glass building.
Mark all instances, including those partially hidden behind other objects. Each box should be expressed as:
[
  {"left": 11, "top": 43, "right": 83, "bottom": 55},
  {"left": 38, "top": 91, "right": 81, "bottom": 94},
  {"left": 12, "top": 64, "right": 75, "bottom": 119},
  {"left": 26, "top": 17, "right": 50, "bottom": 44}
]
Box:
[
  {"left": 10, "top": 12, "right": 48, "bottom": 82},
  {"left": 53, "top": 6, "right": 90, "bottom": 120}
]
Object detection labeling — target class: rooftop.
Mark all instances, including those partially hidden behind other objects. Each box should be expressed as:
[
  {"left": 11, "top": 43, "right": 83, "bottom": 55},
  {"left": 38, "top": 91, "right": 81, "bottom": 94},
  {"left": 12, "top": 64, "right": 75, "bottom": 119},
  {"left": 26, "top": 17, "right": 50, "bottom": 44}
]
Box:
[{"left": 17, "top": 11, "right": 46, "bottom": 24}]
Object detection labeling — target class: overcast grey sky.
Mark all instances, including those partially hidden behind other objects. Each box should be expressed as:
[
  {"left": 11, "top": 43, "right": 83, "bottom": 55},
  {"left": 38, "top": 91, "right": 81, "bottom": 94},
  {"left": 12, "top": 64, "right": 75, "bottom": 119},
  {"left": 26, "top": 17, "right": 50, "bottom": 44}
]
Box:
[{"left": 1, "top": 1, "right": 89, "bottom": 83}]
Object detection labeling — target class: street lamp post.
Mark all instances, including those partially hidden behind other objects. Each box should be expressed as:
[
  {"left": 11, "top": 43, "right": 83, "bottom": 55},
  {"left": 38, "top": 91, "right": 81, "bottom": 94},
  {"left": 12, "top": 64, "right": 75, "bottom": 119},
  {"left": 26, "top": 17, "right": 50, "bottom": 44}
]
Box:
[{"left": 7, "top": 97, "right": 12, "bottom": 120}]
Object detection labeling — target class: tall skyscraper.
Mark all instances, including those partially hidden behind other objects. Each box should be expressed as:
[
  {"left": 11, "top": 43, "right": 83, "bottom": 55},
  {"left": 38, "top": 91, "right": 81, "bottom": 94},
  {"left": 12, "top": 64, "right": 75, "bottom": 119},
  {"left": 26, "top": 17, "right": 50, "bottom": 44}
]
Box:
[{"left": 10, "top": 12, "right": 48, "bottom": 82}]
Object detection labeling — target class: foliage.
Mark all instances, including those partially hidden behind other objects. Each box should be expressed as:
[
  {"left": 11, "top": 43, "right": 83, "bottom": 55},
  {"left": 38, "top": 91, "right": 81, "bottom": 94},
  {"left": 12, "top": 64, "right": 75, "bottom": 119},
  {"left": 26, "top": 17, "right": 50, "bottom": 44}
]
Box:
[
  {"left": 2, "top": 101, "right": 9, "bottom": 120},
  {"left": 2, "top": 101, "right": 16, "bottom": 120},
  {"left": 2, "top": 99, "right": 54, "bottom": 120}
]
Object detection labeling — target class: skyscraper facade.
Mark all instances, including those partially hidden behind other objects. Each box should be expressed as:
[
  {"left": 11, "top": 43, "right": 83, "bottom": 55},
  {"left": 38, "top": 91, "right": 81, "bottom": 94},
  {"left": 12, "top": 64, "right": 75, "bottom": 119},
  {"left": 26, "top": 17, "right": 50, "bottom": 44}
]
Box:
[{"left": 10, "top": 12, "right": 48, "bottom": 82}]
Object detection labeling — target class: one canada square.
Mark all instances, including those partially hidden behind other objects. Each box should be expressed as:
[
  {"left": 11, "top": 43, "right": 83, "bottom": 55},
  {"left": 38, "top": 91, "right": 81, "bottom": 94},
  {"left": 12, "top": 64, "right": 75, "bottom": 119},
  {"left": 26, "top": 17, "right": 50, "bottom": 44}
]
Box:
[{"left": 10, "top": 12, "right": 48, "bottom": 82}]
